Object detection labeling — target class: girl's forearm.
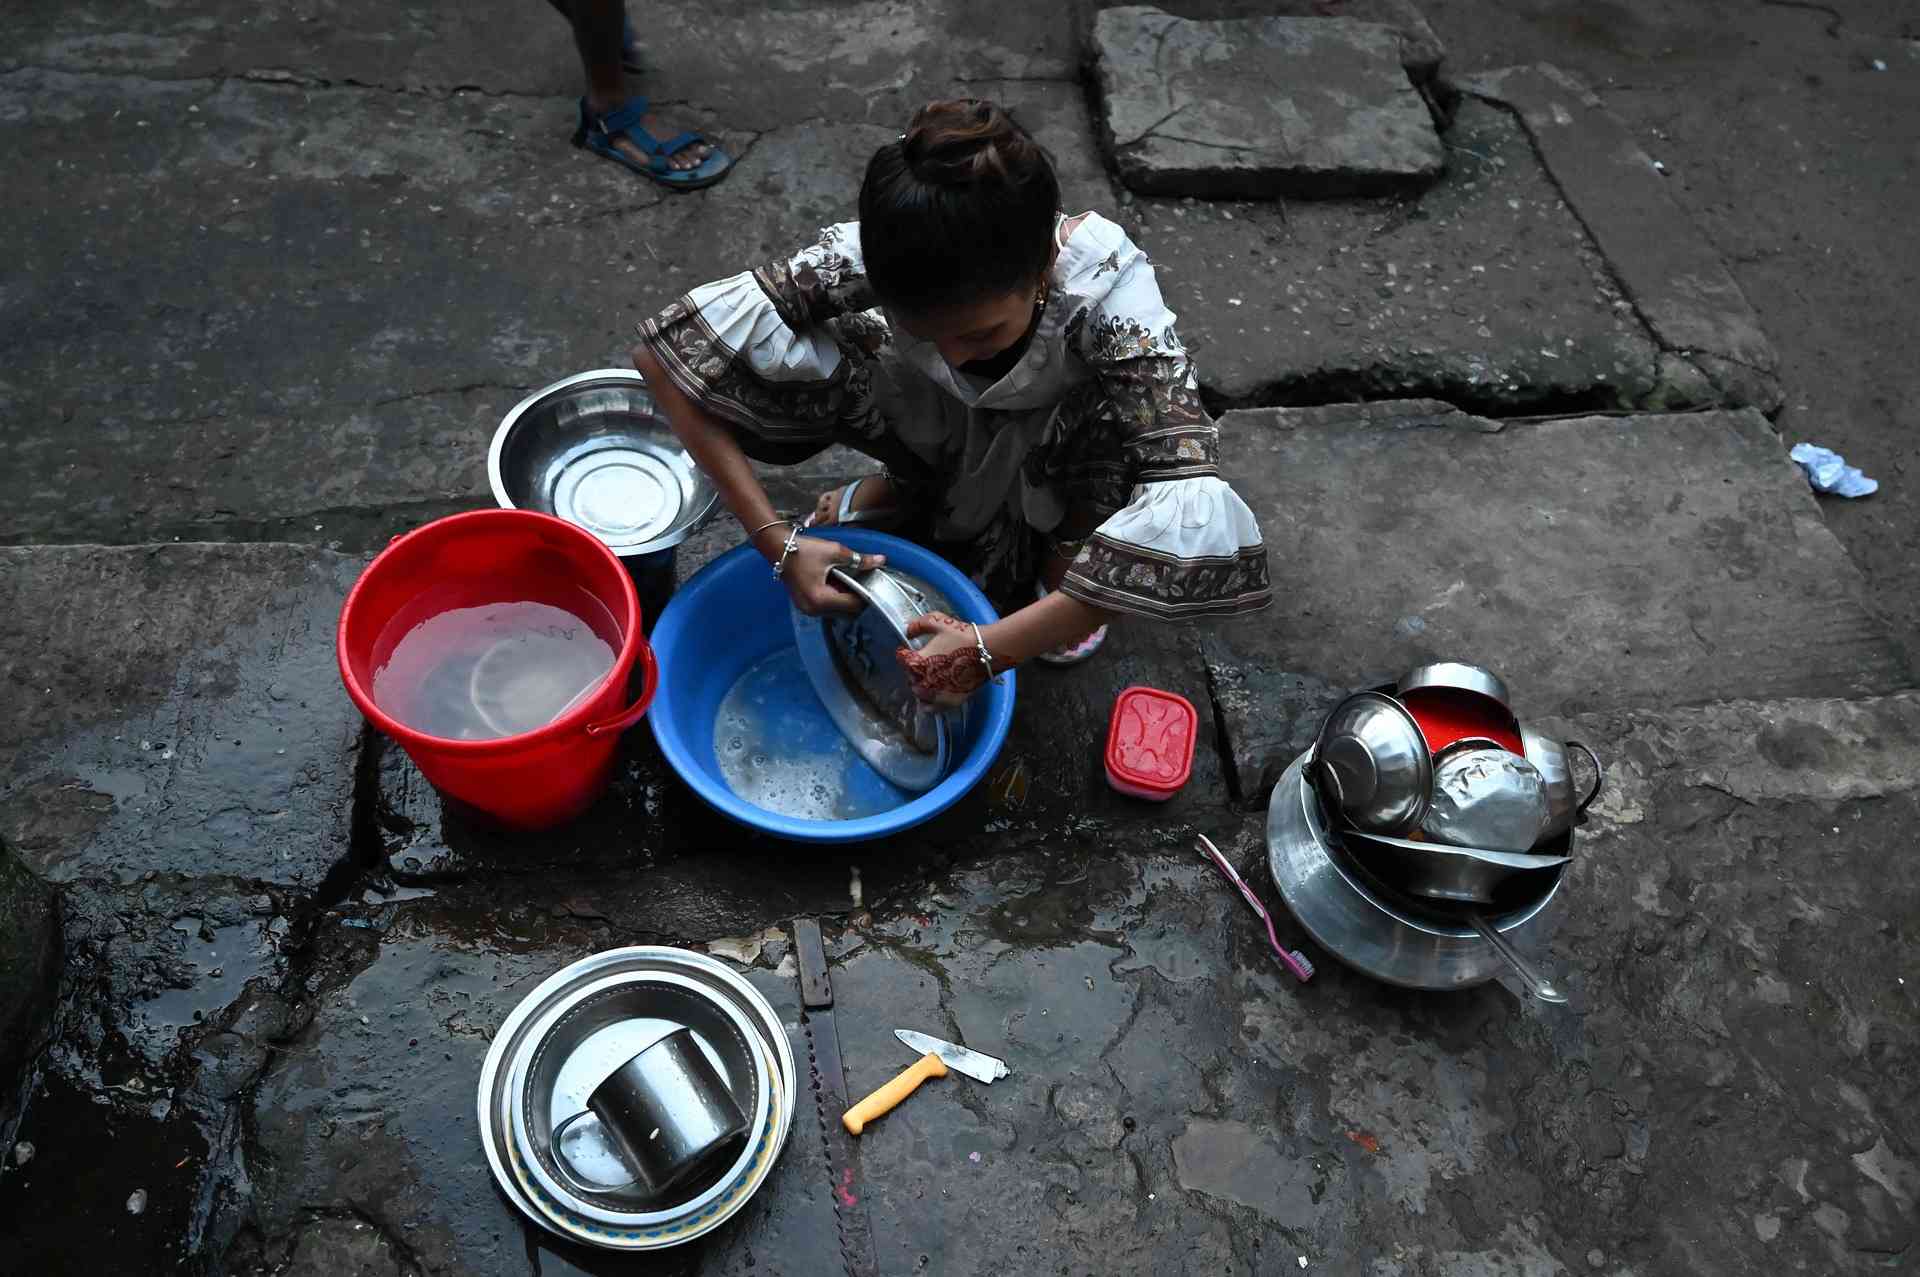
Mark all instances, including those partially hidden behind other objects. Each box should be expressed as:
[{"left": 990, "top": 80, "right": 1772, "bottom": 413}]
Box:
[
  {"left": 982, "top": 592, "right": 1112, "bottom": 667},
  {"left": 631, "top": 344, "right": 788, "bottom": 561}
]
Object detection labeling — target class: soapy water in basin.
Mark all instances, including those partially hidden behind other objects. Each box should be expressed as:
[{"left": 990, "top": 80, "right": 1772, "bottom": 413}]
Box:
[
  {"left": 714, "top": 649, "right": 910, "bottom": 821},
  {"left": 372, "top": 601, "right": 616, "bottom": 740}
]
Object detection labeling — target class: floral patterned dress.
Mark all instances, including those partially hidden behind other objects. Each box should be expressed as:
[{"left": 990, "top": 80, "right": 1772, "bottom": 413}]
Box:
[{"left": 636, "top": 212, "right": 1271, "bottom": 619}]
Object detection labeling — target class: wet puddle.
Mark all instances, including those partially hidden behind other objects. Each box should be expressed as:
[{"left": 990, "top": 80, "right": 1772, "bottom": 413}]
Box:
[
  {"left": 0, "top": 1070, "right": 210, "bottom": 1276},
  {"left": 132, "top": 917, "right": 272, "bottom": 1034}
]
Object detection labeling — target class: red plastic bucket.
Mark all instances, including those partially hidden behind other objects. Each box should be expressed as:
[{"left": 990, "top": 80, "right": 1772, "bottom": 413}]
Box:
[{"left": 336, "top": 509, "right": 658, "bottom": 830}]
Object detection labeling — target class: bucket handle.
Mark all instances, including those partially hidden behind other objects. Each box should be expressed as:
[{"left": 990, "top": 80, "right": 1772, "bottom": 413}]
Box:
[{"left": 584, "top": 641, "right": 659, "bottom": 738}]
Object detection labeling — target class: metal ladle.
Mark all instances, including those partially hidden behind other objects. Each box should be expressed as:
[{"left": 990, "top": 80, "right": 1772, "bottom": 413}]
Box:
[{"left": 1466, "top": 912, "right": 1567, "bottom": 1004}]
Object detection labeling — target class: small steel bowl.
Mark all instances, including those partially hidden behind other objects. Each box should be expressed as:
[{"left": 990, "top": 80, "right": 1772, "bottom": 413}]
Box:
[
  {"left": 1340, "top": 828, "right": 1569, "bottom": 906},
  {"left": 1421, "top": 745, "right": 1550, "bottom": 852},
  {"left": 1398, "top": 661, "right": 1512, "bottom": 710},
  {"left": 1312, "top": 692, "right": 1433, "bottom": 836},
  {"left": 489, "top": 370, "right": 719, "bottom": 563}
]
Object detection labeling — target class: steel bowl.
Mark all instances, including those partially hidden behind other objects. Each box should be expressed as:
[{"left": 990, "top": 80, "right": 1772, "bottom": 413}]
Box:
[
  {"left": 1266, "top": 750, "right": 1568, "bottom": 990},
  {"left": 489, "top": 369, "right": 719, "bottom": 562},
  {"left": 1521, "top": 728, "right": 1604, "bottom": 840},
  {"left": 1398, "top": 661, "right": 1512, "bottom": 710},
  {"left": 1312, "top": 692, "right": 1433, "bottom": 836},
  {"left": 1421, "top": 745, "right": 1550, "bottom": 852},
  {"left": 1339, "top": 828, "right": 1569, "bottom": 906}
]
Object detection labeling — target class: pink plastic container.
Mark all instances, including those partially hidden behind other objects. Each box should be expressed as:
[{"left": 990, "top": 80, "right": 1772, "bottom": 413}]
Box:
[{"left": 1104, "top": 686, "right": 1198, "bottom": 801}]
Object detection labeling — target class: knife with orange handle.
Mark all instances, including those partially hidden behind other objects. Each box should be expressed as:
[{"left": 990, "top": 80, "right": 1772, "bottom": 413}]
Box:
[{"left": 842, "top": 1030, "right": 1010, "bottom": 1135}]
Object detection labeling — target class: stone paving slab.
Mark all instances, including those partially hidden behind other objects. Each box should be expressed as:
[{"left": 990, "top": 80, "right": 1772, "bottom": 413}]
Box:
[
  {"left": 1134, "top": 0, "right": 1447, "bottom": 80},
  {"left": 4, "top": 0, "right": 1079, "bottom": 135},
  {"left": 1213, "top": 401, "right": 1911, "bottom": 715},
  {"left": 0, "top": 544, "right": 364, "bottom": 888},
  {"left": 803, "top": 691, "right": 1920, "bottom": 1273},
  {"left": 1092, "top": 6, "right": 1444, "bottom": 198},
  {"left": 0, "top": 68, "right": 1102, "bottom": 552},
  {"left": 1456, "top": 63, "right": 1781, "bottom": 411},
  {"left": 1129, "top": 97, "right": 1676, "bottom": 411}
]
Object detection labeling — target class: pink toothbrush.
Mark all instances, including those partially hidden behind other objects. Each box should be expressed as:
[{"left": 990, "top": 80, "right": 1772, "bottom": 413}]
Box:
[{"left": 1195, "top": 834, "right": 1315, "bottom": 983}]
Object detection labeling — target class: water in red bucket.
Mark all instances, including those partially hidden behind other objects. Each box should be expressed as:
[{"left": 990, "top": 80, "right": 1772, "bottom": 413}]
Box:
[{"left": 338, "top": 510, "right": 658, "bottom": 830}]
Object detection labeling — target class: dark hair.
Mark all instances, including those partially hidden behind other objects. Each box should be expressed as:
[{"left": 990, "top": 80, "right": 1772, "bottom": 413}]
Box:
[{"left": 858, "top": 99, "right": 1061, "bottom": 314}]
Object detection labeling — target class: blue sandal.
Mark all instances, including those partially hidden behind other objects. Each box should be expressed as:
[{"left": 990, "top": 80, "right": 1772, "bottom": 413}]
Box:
[{"left": 572, "top": 97, "right": 732, "bottom": 191}]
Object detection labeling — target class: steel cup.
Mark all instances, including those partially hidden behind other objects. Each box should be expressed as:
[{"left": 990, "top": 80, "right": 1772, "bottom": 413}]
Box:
[{"left": 550, "top": 1025, "right": 750, "bottom": 1203}]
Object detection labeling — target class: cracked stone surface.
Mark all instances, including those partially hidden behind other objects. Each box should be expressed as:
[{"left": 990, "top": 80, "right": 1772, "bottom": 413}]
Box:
[
  {"left": 1455, "top": 63, "right": 1780, "bottom": 411},
  {"left": 1126, "top": 97, "right": 1674, "bottom": 411},
  {"left": 1212, "top": 401, "right": 1911, "bottom": 713},
  {"left": 1137, "top": 0, "right": 1448, "bottom": 80},
  {"left": 2, "top": 0, "right": 1915, "bottom": 1273},
  {"left": 1093, "top": 6, "right": 1445, "bottom": 198},
  {"left": 0, "top": 842, "right": 59, "bottom": 1148}
]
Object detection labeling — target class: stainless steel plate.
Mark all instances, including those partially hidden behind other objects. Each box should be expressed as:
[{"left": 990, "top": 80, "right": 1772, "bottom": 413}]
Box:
[
  {"left": 476, "top": 947, "right": 794, "bottom": 1250},
  {"left": 489, "top": 370, "right": 719, "bottom": 556},
  {"left": 1267, "top": 750, "right": 1567, "bottom": 990},
  {"left": 792, "top": 565, "right": 961, "bottom": 793},
  {"left": 508, "top": 971, "right": 770, "bottom": 1225}
]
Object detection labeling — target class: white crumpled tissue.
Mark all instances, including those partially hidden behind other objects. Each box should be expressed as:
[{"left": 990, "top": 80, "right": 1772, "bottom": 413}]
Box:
[{"left": 1790, "top": 443, "right": 1879, "bottom": 499}]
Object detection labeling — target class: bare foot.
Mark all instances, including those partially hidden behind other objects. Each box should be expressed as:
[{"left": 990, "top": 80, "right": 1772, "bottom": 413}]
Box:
[{"left": 812, "top": 475, "right": 897, "bottom": 527}]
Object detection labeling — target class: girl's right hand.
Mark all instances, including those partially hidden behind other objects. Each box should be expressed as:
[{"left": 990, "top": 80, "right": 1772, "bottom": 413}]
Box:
[{"left": 777, "top": 534, "right": 886, "bottom": 616}]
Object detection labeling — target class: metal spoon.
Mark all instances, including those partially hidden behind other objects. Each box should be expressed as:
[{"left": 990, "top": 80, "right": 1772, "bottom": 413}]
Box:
[{"left": 1467, "top": 912, "right": 1568, "bottom": 1004}]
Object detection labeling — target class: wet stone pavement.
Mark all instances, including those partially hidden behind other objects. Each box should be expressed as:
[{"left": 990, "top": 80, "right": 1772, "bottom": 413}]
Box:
[{"left": 3, "top": 0, "right": 1920, "bottom": 1273}]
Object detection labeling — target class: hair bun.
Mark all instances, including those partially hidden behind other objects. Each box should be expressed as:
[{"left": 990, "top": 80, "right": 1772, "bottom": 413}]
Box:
[{"left": 900, "top": 98, "right": 1036, "bottom": 186}]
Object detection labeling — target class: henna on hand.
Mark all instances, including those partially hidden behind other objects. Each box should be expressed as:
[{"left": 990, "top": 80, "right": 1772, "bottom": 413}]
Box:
[
  {"left": 905, "top": 611, "right": 972, "bottom": 639},
  {"left": 897, "top": 643, "right": 987, "bottom": 703}
]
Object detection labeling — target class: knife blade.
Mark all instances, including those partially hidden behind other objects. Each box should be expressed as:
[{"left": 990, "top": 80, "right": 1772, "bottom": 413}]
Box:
[
  {"left": 792, "top": 919, "right": 878, "bottom": 1277},
  {"left": 894, "top": 1029, "right": 1010, "bottom": 1083}
]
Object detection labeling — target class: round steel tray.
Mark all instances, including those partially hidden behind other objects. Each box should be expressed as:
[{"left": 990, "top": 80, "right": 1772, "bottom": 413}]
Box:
[
  {"left": 477, "top": 947, "right": 794, "bottom": 1250},
  {"left": 507, "top": 971, "right": 770, "bottom": 1225}
]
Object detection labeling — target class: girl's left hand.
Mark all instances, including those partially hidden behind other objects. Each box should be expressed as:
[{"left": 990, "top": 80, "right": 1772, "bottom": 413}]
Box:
[{"left": 896, "top": 612, "right": 992, "bottom": 707}]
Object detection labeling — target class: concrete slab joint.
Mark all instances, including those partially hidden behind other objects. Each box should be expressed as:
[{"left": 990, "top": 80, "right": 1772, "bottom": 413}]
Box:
[
  {"left": 1450, "top": 62, "right": 1783, "bottom": 412},
  {"left": 1092, "top": 6, "right": 1445, "bottom": 199}
]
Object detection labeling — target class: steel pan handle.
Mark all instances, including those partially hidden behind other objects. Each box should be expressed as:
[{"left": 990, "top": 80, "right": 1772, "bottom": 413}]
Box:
[{"left": 1566, "top": 740, "right": 1603, "bottom": 823}]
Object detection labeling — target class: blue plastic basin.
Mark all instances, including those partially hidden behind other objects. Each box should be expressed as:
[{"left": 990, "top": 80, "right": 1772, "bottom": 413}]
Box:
[{"left": 649, "top": 529, "right": 1016, "bottom": 842}]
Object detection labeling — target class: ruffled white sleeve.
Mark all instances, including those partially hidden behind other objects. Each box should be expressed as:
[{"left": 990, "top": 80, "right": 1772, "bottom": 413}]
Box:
[
  {"left": 1057, "top": 253, "right": 1272, "bottom": 619},
  {"left": 634, "top": 223, "right": 877, "bottom": 445}
]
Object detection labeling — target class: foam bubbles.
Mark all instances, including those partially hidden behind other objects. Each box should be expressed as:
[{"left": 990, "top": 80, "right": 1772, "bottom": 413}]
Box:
[{"left": 713, "top": 649, "right": 907, "bottom": 821}]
